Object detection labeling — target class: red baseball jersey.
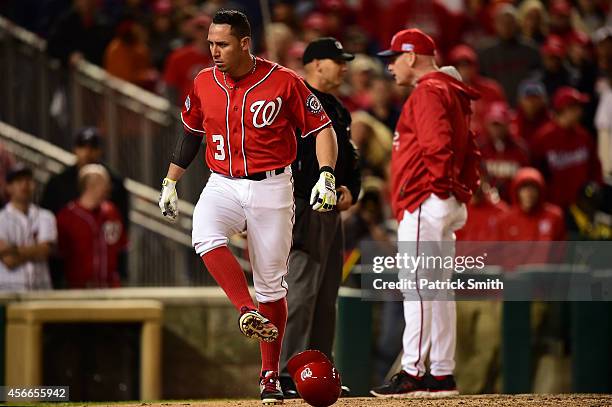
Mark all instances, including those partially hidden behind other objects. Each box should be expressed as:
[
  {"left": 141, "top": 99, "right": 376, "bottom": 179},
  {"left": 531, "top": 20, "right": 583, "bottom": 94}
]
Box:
[
  {"left": 181, "top": 57, "right": 331, "bottom": 177},
  {"left": 530, "top": 120, "right": 602, "bottom": 209},
  {"left": 57, "top": 201, "right": 127, "bottom": 288}
]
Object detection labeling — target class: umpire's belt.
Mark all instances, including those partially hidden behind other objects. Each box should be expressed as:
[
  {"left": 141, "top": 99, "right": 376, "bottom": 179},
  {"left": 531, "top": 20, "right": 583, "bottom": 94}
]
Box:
[{"left": 240, "top": 166, "right": 288, "bottom": 181}]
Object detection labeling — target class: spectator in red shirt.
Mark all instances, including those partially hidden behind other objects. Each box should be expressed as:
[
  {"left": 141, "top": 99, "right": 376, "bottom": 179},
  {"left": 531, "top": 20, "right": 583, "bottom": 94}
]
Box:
[
  {"left": 531, "top": 87, "right": 603, "bottom": 210},
  {"left": 513, "top": 80, "right": 551, "bottom": 147},
  {"left": 497, "top": 167, "right": 566, "bottom": 266},
  {"left": 449, "top": 44, "right": 507, "bottom": 142},
  {"left": 162, "top": 14, "right": 212, "bottom": 106},
  {"left": 57, "top": 164, "right": 127, "bottom": 288},
  {"left": 479, "top": 102, "right": 529, "bottom": 202}
]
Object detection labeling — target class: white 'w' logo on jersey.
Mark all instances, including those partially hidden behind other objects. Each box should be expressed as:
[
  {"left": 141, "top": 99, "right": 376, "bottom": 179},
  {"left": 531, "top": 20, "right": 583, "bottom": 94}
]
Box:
[{"left": 250, "top": 97, "right": 282, "bottom": 128}]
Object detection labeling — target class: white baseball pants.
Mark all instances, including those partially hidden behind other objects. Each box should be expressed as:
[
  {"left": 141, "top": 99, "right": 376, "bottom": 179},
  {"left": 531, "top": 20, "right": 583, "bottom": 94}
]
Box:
[
  {"left": 192, "top": 169, "right": 294, "bottom": 303},
  {"left": 397, "top": 193, "right": 467, "bottom": 377}
]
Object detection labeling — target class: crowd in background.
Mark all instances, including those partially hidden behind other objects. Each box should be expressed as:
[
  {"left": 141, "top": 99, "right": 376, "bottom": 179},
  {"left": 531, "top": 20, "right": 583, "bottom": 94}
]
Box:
[{"left": 1, "top": 0, "right": 612, "bottom": 285}]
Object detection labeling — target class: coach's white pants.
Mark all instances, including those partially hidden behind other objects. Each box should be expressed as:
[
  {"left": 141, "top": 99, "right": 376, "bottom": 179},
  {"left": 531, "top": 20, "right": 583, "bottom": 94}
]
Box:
[
  {"left": 192, "top": 171, "right": 294, "bottom": 303},
  {"left": 397, "top": 194, "right": 467, "bottom": 377}
]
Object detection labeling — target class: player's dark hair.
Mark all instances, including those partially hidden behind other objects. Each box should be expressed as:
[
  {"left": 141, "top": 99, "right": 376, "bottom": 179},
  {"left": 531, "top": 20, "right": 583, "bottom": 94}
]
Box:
[{"left": 212, "top": 9, "right": 251, "bottom": 39}]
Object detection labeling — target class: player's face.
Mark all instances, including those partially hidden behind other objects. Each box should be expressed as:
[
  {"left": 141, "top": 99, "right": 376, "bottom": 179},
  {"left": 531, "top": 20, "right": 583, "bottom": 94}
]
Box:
[
  {"left": 208, "top": 23, "right": 250, "bottom": 74},
  {"left": 387, "top": 52, "right": 415, "bottom": 86},
  {"left": 318, "top": 59, "right": 348, "bottom": 89}
]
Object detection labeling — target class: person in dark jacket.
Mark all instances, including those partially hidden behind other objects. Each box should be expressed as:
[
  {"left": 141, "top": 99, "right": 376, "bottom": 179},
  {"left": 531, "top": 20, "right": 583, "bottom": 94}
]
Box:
[
  {"left": 46, "top": 0, "right": 113, "bottom": 67},
  {"left": 279, "top": 37, "right": 361, "bottom": 398},
  {"left": 478, "top": 4, "right": 541, "bottom": 106}
]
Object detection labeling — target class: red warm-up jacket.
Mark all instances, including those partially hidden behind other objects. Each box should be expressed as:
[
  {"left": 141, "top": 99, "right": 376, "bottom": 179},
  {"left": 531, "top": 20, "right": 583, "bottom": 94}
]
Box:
[
  {"left": 496, "top": 168, "right": 566, "bottom": 268},
  {"left": 497, "top": 167, "right": 566, "bottom": 241},
  {"left": 530, "top": 120, "right": 602, "bottom": 210},
  {"left": 391, "top": 71, "right": 481, "bottom": 220}
]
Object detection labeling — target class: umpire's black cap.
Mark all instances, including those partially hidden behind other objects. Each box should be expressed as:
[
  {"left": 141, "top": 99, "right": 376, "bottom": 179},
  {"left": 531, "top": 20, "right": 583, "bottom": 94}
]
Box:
[
  {"left": 5, "top": 163, "right": 33, "bottom": 183},
  {"left": 303, "top": 37, "right": 354, "bottom": 65},
  {"left": 74, "top": 127, "right": 102, "bottom": 148}
]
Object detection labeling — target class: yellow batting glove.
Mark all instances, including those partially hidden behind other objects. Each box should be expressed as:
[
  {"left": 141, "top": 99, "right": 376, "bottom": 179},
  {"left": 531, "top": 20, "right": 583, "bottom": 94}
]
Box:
[
  {"left": 158, "top": 177, "right": 178, "bottom": 222},
  {"left": 310, "top": 168, "right": 337, "bottom": 212}
]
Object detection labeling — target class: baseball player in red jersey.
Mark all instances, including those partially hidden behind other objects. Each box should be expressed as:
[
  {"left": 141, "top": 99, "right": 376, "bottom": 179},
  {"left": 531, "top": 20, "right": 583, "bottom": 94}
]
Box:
[
  {"left": 371, "top": 29, "right": 480, "bottom": 398},
  {"left": 157, "top": 10, "right": 338, "bottom": 405}
]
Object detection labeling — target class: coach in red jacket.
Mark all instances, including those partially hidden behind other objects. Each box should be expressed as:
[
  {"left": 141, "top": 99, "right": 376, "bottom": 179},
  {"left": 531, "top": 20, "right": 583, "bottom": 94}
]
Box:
[{"left": 371, "top": 29, "right": 480, "bottom": 398}]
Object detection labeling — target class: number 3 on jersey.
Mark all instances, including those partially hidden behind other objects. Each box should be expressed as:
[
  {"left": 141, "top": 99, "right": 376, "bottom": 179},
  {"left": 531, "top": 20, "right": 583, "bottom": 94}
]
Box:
[{"left": 212, "top": 134, "right": 225, "bottom": 161}]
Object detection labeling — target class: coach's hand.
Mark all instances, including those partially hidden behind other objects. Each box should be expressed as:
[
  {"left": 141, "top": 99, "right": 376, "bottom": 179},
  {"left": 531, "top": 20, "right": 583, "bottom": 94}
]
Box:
[
  {"left": 310, "top": 168, "right": 337, "bottom": 212},
  {"left": 159, "top": 177, "right": 178, "bottom": 222}
]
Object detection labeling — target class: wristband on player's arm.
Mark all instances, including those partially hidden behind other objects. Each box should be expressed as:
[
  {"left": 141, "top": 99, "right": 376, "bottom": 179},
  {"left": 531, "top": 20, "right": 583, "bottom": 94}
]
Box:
[
  {"left": 171, "top": 129, "right": 203, "bottom": 169},
  {"left": 319, "top": 166, "right": 335, "bottom": 176}
]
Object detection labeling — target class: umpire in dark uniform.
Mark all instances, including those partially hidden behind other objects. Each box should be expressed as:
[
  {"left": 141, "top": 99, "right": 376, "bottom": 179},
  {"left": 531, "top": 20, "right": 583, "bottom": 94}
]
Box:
[{"left": 280, "top": 37, "right": 361, "bottom": 397}]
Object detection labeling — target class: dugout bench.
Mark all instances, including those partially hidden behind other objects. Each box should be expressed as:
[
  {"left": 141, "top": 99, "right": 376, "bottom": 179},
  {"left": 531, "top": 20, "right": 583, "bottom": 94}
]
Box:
[{"left": 4, "top": 300, "right": 162, "bottom": 400}]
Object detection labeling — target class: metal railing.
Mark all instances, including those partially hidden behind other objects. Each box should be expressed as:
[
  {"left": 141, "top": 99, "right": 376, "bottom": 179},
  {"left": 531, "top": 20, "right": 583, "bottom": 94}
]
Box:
[
  {"left": 0, "top": 121, "right": 250, "bottom": 286},
  {"left": 0, "top": 16, "right": 206, "bottom": 203}
]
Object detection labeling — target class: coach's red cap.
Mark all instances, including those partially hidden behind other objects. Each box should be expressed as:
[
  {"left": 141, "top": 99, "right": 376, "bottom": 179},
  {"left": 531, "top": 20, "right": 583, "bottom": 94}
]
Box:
[
  {"left": 377, "top": 29, "right": 436, "bottom": 57},
  {"left": 553, "top": 86, "right": 589, "bottom": 111}
]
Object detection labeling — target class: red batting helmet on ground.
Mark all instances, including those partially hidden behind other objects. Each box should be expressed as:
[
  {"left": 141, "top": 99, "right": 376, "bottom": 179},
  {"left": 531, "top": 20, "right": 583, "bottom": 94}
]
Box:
[{"left": 287, "top": 350, "right": 342, "bottom": 407}]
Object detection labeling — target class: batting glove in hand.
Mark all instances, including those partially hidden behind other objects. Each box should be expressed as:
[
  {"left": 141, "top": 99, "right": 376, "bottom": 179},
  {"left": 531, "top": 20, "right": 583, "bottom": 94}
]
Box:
[
  {"left": 159, "top": 178, "right": 178, "bottom": 222},
  {"left": 310, "top": 168, "right": 337, "bottom": 212}
]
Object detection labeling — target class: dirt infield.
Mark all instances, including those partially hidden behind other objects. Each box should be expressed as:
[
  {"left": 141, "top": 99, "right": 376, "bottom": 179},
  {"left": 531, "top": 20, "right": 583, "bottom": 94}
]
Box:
[{"left": 100, "top": 394, "right": 612, "bottom": 407}]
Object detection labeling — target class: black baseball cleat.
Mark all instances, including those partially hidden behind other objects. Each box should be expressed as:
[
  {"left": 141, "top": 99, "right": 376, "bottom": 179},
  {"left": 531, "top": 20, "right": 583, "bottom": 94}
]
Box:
[
  {"left": 424, "top": 373, "right": 459, "bottom": 397},
  {"left": 370, "top": 370, "right": 429, "bottom": 398},
  {"left": 239, "top": 307, "right": 278, "bottom": 342},
  {"left": 279, "top": 375, "right": 299, "bottom": 399},
  {"left": 260, "top": 370, "right": 284, "bottom": 405}
]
